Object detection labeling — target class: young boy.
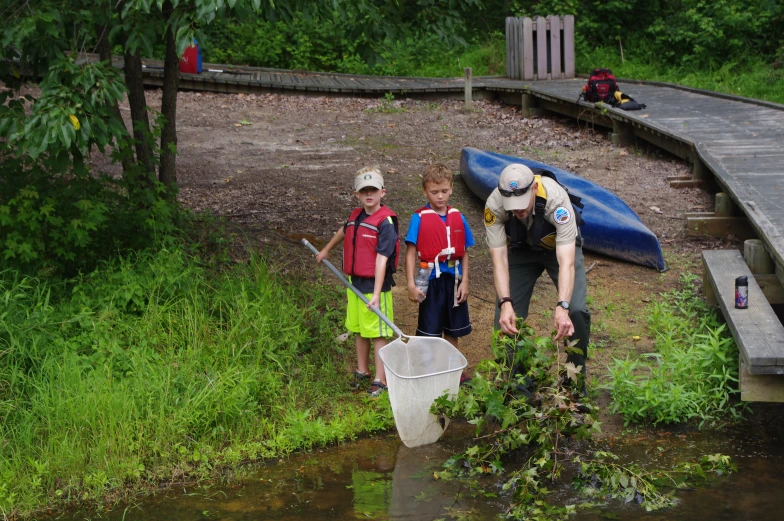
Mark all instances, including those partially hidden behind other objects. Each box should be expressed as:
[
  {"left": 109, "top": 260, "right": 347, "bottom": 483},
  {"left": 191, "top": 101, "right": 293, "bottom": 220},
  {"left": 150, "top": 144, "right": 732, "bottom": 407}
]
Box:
[
  {"left": 316, "top": 167, "right": 400, "bottom": 397},
  {"left": 405, "top": 164, "right": 474, "bottom": 360}
]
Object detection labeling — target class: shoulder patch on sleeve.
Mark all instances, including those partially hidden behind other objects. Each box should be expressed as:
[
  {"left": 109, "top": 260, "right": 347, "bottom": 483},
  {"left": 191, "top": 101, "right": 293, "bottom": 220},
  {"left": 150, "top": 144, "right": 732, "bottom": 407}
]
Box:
[
  {"left": 484, "top": 207, "right": 497, "bottom": 226},
  {"left": 553, "top": 206, "right": 571, "bottom": 225}
]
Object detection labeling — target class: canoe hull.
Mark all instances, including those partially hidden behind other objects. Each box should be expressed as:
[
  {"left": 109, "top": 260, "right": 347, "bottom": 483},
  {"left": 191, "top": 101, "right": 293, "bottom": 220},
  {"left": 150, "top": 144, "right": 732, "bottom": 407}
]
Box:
[{"left": 459, "top": 148, "right": 665, "bottom": 270}]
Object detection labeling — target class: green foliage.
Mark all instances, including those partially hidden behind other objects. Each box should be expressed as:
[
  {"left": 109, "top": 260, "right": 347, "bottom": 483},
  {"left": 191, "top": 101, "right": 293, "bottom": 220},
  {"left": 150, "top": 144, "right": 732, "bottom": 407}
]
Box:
[
  {"left": 0, "top": 246, "right": 392, "bottom": 516},
  {"left": 202, "top": 10, "right": 505, "bottom": 77},
  {"left": 575, "top": 452, "right": 737, "bottom": 512},
  {"left": 606, "top": 274, "right": 745, "bottom": 426},
  {"left": 431, "top": 322, "right": 736, "bottom": 519}
]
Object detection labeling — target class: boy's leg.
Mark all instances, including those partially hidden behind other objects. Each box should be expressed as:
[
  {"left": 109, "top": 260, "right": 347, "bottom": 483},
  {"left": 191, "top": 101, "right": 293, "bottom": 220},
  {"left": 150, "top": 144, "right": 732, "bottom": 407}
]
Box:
[
  {"left": 345, "top": 288, "right": 370, "bottom": 375},
  {"left": 358, "top": 290, "right": 395, "bottom": 386},
  {"left": 371, "top": 337, "right": 388, "bottom": 385},
  {"left": 356, "top": 336, "right": 371, "bottom": 375}
]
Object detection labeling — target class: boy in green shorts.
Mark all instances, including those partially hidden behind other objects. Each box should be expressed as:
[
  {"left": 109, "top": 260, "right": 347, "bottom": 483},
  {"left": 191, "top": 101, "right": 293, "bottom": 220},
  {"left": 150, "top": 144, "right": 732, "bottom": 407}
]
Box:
[{"left": 316, "top": 167, "right": 400, "bottom": 397}]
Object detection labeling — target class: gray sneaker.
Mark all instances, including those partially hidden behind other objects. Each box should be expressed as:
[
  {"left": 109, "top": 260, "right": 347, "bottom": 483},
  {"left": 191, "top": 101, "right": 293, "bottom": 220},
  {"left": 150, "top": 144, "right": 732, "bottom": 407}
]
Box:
[{"left": 367, "top": 380, "right": 387, "bottom": 398}]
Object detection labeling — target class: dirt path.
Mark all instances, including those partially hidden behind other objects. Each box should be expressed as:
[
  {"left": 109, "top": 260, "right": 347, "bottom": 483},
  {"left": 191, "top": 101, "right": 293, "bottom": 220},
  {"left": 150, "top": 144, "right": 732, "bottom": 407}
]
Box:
[{"left": 94, "top": 90, "right": 741, "bottom": 434}]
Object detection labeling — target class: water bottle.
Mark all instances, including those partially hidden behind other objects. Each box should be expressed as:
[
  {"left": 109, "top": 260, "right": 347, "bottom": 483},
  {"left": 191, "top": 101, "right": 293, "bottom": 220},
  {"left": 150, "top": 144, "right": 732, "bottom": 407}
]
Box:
[
  {"left": 735, "top": 276, "right": 748, "bottom": 309},
  {"left": 414, "top": 262, "right": 433, "bottom": 302}
]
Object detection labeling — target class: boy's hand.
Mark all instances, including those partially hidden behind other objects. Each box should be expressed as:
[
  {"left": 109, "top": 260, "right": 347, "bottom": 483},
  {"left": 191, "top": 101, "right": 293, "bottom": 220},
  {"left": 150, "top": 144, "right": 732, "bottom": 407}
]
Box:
[
  {"left": 407, "top": 284, "right": 426, "bottom": 303},
  {"left": 315, "top": 250, "right": 328, "bottom": 264},
  {"left": 367, "top": 294, "right": 380, "bottom": 310},
  {"left": 456, "top": 279, "right": 469, "bottom": 303}
]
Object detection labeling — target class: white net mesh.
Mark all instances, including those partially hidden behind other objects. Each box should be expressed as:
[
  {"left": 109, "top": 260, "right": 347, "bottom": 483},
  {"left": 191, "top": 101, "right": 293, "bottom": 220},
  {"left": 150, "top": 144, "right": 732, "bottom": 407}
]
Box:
[{"left": 379, "top": 337, "right": 467, "bottom": 447}]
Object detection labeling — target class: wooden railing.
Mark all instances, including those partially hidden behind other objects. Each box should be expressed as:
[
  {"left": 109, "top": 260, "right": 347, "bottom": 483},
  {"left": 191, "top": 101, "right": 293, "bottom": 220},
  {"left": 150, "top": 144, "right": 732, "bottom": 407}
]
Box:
[{"left": 506, "top": 15, "right": 575, "bottom": 81}]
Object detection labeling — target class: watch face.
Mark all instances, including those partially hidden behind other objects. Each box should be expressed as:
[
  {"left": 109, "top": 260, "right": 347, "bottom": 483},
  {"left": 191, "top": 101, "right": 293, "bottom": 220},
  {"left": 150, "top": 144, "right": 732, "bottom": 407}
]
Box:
[{"left": 558, "top": 301, "right": 569, "bottom": 309}]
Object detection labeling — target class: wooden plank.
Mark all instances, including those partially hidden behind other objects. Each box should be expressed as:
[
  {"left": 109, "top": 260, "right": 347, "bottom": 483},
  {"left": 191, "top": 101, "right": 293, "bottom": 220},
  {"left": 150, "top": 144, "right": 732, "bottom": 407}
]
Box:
[
  {"left": 536, "top": 16, "right": 547, "bottom": 80},
  {"left": 522, "top": 17, "right": 534, "bottom": 81},
  {"left": 548, "top": 15, "right": 561, "bottom": 79},
  {"left": 741, "top": 361, "right": 784, "bottom": 402},
  {"left": 563, "top": 15, "right": 575, "bottom": 78},
  {"left": 687, "top": 216, "right": 756, "bottom": 240},
  {"left": 703, "top": 250, "right": 784, "bottom": 371}
]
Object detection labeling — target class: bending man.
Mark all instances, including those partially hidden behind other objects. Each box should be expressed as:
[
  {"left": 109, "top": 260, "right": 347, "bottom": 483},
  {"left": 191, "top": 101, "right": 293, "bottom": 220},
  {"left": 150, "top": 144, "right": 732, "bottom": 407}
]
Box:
[{"left": 484, "top": 164, "right": 591, "bottom": 389}]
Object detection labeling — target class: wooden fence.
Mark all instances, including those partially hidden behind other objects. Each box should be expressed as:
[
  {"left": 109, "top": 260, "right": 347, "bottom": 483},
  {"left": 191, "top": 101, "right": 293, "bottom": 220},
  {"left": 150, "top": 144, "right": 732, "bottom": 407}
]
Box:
[{"left": 506, "top": 15, "right": 575, "bottom": 81}]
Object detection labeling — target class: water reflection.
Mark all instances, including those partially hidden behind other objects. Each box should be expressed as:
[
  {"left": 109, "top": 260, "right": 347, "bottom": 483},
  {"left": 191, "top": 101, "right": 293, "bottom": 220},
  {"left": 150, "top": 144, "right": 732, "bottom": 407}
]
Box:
[{"left": 56, "top": 410, "right": 784, "bottom": 521}]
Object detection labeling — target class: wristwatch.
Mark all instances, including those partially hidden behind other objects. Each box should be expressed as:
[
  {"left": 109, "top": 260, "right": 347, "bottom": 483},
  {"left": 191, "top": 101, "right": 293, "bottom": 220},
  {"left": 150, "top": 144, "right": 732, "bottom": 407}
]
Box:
[
  {"left": 498, "top": 297, "right": 514, "bottom": 309},
  {"left": 556, "top": 301, "right": 570, "bottom": 310}
]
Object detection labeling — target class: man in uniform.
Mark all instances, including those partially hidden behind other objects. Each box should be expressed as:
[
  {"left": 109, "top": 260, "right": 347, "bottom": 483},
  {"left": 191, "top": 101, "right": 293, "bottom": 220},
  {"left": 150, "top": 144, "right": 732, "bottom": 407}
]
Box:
[{"left": 484, "top": 163, "right": 591, "bottom": 389}]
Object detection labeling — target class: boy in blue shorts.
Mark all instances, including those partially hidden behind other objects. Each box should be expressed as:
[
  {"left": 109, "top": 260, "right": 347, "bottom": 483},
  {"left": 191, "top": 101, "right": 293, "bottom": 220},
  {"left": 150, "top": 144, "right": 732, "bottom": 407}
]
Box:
[
  {"left": 405, "top": 164, "right": 474, "bottom": 372},
  {"left": 316, "top": 167, "right": 400, "bottom": 397}
]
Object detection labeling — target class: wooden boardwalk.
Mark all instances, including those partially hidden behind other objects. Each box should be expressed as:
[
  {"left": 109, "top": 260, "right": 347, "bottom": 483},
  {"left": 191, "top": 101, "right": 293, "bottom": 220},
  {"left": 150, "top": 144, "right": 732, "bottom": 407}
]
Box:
[{"left": 490, "top": 78, "right": 784, "bottom": 277}]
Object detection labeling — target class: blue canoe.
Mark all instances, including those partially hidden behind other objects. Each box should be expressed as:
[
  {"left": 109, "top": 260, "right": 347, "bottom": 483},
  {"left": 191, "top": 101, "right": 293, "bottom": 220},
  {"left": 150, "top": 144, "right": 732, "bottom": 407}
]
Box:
[{"left": 459, "top": 148, "right": 665, "bottom": 270}]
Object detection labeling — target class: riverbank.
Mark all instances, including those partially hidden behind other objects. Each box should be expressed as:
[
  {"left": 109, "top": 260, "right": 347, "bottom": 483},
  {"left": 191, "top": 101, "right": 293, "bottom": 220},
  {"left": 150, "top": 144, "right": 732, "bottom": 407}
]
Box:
[{"left": 1, "top": 88, "right": 739, "bottom": 518}]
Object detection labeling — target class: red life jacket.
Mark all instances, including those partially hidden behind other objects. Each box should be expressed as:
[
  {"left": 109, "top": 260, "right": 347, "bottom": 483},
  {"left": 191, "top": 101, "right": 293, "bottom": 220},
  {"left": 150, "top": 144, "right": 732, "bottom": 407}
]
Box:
[
  {"left": 343, "top": 206, "right": 400, "bottom": 278},
  {"left": 415, "top": 206, "right": 466, "bottom": 264}
]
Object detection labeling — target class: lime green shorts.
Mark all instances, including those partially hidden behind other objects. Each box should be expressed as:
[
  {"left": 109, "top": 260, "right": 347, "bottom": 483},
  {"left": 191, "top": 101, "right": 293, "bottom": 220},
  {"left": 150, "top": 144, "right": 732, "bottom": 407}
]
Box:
[{"left": 346, "top": 289, "right": 395, "bottom": 339}]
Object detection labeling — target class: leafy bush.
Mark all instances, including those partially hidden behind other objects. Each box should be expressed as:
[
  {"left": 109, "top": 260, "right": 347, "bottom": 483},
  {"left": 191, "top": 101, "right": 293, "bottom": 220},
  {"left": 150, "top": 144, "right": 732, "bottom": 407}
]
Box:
[
  {"left": 606, "top": 274, "right": 745, "bottom": 426},
  {"left": 432, "top": 321, "right": 735, "bottom": 518}
]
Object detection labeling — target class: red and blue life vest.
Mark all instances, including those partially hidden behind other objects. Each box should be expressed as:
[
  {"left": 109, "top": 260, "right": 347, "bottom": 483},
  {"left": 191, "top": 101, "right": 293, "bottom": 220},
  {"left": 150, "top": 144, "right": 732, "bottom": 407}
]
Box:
[
  {"left": 343, "top": 206, "right": 400, "bottom": 278},
  {"left": 415, "top": 206, "right": 466, "bottom": 265}
]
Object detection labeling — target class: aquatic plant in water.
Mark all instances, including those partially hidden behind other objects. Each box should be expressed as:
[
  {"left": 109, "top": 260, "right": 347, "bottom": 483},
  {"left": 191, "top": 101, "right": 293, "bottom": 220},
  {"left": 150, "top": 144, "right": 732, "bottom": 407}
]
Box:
[{"left": 431, "top": 321, "right": 736, "bottom": 520}]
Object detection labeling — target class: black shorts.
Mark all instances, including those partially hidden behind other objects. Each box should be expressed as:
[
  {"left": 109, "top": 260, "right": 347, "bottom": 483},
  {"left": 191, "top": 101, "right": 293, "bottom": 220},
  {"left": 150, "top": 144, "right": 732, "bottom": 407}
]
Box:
[{"left": 416, "top": 274, "right": 472, "bottom": 338}]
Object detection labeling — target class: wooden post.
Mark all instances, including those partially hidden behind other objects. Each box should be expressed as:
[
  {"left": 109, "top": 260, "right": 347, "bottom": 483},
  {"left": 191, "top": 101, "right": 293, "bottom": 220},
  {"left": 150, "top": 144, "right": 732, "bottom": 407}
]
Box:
[
  {"left": 744, "top": 239, "right": 775, "bottom": 274},
  {"left": 692, "top": 156, "right": 710, "bottom": 179},
  {"left": 715, "top": 192, "right": 737, "bottom": 217},
  {"left": 563, "top": 15, "right": 575, "bottom": 78},
  {"left": 522, "top": 17, "right": 534, "bottom": 80},
  {"left": 611, "top": 119, "right": 635, "bottom": 146},
  {"left": 548, "top": 15, "right": 562, "bottom": 79},
  {"left": 464, "top": 67, "right": 473, "bottom": 110},
  {"left": 506, "top": 16, "right": 515, "bottom": 79},
  {"left": 536, "top": 16, "right": 547, "bottom": 80}
]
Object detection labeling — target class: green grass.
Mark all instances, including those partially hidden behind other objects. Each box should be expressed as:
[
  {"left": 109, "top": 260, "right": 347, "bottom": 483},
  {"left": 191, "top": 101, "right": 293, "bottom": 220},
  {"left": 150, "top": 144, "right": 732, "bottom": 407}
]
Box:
[
  {"left": 0, "top": 246, "right": 393, "bottom": 517},
  {"left": 605, "top": 274, "right": 745, "bottom": 426},
  {"left": 579, "top": 47, "right": 784, "bottom": 105}
]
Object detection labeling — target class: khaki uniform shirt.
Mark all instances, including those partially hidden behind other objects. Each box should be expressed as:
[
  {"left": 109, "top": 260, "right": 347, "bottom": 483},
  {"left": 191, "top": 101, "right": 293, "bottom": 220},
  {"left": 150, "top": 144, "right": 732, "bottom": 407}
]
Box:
[{"left": 484, "top": 176, "right": 578, "bottom": 249}]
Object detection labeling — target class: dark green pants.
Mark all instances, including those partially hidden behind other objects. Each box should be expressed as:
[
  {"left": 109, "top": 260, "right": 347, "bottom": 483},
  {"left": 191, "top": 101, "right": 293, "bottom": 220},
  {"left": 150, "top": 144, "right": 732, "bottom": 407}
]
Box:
[{"left": 494, "top": 238, "right": 591, "bottom": 371}]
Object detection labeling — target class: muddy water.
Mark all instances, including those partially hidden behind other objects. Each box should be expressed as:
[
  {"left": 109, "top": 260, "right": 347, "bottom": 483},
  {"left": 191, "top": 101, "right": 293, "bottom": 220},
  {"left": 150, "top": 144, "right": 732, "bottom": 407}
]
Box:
[{"left": 68, "top": 414, "right": 784, "bottom": 521}]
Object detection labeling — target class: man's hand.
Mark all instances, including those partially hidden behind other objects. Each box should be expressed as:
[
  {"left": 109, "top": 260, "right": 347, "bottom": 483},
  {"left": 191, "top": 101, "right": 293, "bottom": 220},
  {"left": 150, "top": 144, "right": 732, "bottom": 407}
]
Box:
[
  {"left": 315, "top": 250, "right": 328, "bottom": 264},
  {"left": 407, "top": 284, "right": 425, "bottom": 303},
  {"left": 456, "top": 279, "right": 469, "bottom": 303},
  {"left": 499, "top": 302, "right": 518, "bottom": 335},
  {"left": 553, "top": 306, "right": 574, "bottom": 341},
  {"left": 367, "top": 293, "right": 380, "bottom": 310}
]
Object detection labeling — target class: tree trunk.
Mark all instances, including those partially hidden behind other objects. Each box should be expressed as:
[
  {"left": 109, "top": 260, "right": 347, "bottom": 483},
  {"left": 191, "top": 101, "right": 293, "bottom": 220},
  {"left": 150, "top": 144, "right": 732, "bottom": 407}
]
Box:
[
  {"left": 95, "top": 22, "right": 134, "bottom": 175},
  {"left": 123, "top": 50, "right": 156, "bottom": 191},
  {"left": 159, "top": 9, "right": 179, "bottom": 192}
]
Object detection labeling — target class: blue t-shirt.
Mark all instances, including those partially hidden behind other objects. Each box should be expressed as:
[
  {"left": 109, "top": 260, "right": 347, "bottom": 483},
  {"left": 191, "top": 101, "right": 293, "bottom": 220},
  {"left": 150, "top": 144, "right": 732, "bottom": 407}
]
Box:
[{"left": 404, "top": 206, "right": 474, "bottom": 279}]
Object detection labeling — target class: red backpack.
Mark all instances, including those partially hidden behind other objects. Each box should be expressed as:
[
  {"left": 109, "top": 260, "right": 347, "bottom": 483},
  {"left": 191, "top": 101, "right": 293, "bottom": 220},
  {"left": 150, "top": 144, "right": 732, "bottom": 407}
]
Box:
[{"left": 581, "top": 68, "right": 618, "bottom": 103}]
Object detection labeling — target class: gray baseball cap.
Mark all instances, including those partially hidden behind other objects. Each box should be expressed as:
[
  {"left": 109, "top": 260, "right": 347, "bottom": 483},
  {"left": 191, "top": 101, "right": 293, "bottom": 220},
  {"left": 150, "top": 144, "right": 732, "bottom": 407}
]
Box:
[{"left": 498, "top": 164, "right": 535, "bottom": 211}]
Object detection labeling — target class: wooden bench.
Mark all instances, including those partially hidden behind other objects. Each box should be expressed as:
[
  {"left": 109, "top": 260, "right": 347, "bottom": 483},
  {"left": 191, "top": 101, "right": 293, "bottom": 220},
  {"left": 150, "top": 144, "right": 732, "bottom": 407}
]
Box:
[{"left": 703, "top": 250, "right": 784, "bottom": 401}]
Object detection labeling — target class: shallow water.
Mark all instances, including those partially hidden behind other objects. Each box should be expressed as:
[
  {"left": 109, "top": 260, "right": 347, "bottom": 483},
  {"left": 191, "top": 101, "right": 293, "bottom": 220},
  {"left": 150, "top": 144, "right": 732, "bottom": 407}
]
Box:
[{"left": 62, "top": 409, "right": 784, "bottom": 521}]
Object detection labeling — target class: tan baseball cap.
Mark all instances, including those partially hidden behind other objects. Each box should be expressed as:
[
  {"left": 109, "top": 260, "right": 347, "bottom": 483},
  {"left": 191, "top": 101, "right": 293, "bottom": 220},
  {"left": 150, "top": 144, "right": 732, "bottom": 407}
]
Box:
[
  {"left": 354, "top": 169, "right": 384, "bottom": 191},
  {"left": 498, "top": 164, "right": 535, "bottom": 211}
]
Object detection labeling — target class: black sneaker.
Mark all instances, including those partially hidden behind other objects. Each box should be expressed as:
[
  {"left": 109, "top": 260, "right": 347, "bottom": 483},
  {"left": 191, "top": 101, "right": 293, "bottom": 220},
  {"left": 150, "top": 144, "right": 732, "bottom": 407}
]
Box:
[{"left": 350, "top": 371, "right": 370, "bottom": 391}]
